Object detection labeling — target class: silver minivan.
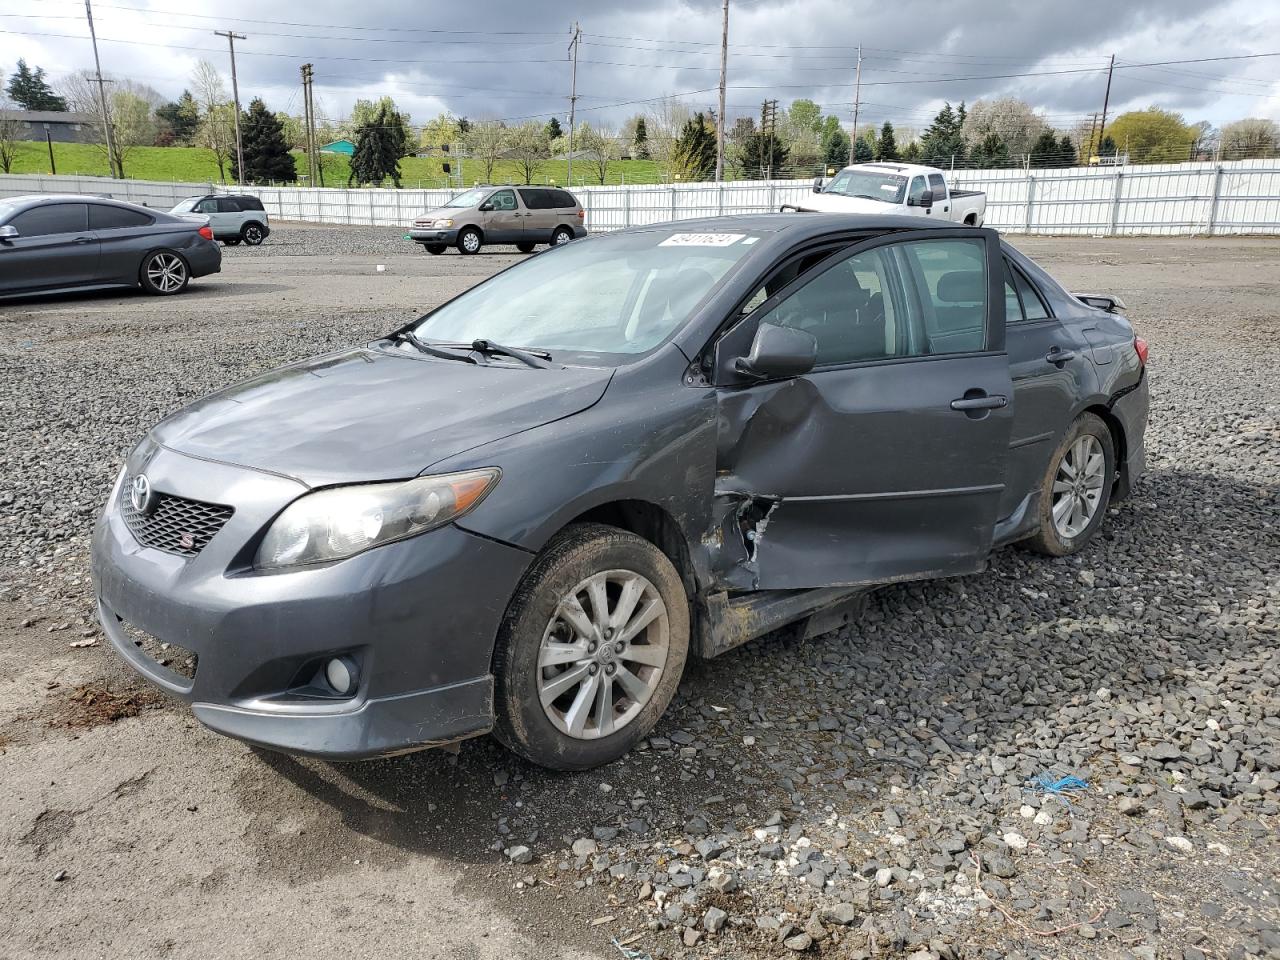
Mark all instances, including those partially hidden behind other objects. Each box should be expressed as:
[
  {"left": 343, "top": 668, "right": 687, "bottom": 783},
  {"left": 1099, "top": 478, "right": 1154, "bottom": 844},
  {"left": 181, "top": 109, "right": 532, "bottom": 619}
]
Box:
[{"left": 407, "top": 186, "right": 587, "bottom": 255}]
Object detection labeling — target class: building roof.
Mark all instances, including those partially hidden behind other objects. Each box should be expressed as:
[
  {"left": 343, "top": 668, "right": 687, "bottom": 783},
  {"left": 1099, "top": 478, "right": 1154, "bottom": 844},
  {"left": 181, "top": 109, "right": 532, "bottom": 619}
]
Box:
[{"left": 0, "top": 109, "right": 98, "bottom": 124}]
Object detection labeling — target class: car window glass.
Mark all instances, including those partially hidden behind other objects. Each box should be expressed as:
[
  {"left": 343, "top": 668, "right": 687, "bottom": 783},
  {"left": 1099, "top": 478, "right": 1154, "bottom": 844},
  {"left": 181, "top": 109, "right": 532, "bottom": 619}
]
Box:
[
  {"left": 1013, "top": 266, "right": 1050, "bottom": 319},
  {"left": 195, "top": 198, "right": 218, "bottom": 213},
  {"left": 907, "top": 176, "right": 926, "bottom": 204},
  {"left": 1004, "top": 265, "right": 1024, "bottom": 323},
  {"left": 927, "top": 173, "right": 947, "bottom": 198},
  {"left": 517, "top": 189, "right": 545, "bottom": 209},
  {"left": 217, "top": 197, "right": 241, "bottom": 212},
  {"left": 489, "top": 189, "right": 517, "bottom": 211},
  {"left": 241, "top": 197, "right": 265, "bottom": 211},
  {"left": 552, "top": 190, "right": 577, "bottom": 208},
  {"left": 88, "top": 205, "right": 152, "bottom": 229},
  {"left": 754, "top": 246, "right": 904, "bottom": 365},
  {"left": 10, "top": 203, "right": 88, "bottom": 237},
  {"left": 898, "top": 238, "right": 987, "bottom": 353},
  {"left": 171, "top": 199, "right": 197, "bottom": 214}
]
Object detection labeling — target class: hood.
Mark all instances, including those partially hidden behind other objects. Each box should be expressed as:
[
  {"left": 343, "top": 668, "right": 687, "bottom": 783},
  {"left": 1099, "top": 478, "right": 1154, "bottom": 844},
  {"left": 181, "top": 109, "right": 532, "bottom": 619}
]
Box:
[
  {"left": 413, "top": 207, "right": 463, "bottom": 224},
  {"left": 152, "top": 347, "right": 612, "bottom": 487},
  {"left": 796, "top": 193, "right": 900, "bottom": 215}
]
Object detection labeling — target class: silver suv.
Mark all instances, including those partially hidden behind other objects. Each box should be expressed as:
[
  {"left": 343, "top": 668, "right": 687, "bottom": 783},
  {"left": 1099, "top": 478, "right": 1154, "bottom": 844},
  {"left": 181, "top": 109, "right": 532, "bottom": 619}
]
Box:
[
  {"left": 408, "top": 186, "right": 586, "bottom": 255},
  {"left": 170, "top": 195, "right": 270, "bottom": 246}
]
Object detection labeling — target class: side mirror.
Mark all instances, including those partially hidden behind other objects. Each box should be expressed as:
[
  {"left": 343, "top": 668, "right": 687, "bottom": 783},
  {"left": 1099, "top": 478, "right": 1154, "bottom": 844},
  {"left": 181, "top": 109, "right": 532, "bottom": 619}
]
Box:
[
  {"left": 811, "top": 176, "right": 824, "bottom": 194},
  {"left": 910, "top": 189, "right": 934, "bottom": 208},
  {"left": 735, "top": 322, "right": 817, "bottom": 380},
  {"left": 0, "top": 224, "right": 17, "bottom": 240},
  {"left": 478, "top": 202, "right": 494, "bottom": 212}
]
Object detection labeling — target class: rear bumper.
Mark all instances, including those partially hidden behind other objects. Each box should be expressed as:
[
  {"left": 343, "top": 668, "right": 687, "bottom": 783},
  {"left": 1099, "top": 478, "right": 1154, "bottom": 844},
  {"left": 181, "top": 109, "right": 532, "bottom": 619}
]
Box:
[{"left": 187, "top": 240, "right": 222, "bottom": 278}]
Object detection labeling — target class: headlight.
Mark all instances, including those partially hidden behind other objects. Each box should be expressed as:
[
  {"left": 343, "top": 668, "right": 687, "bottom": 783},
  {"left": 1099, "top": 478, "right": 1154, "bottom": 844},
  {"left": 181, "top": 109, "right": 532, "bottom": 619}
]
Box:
[
  {"left": 256, "top": 468, "right": 499, "bottom": 569},
  {"left": 434, "top": 218, "right": 455, "bottom": 228}
]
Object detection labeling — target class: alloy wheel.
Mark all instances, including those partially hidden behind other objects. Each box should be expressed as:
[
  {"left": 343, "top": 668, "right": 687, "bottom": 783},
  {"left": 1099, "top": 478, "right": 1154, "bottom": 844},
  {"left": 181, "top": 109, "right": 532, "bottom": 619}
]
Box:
[
  {"left": 146, "top": 253, "right": 186, "bottom": 293},
  {"left": 1051, "top": 434, "right": 1106, "bottom": 539},
  {"left": 536, "top": 569, "right": 670, "bottom": 740},
  {"left": 244, "top": 225, "right": 263, "bottom": 244}
]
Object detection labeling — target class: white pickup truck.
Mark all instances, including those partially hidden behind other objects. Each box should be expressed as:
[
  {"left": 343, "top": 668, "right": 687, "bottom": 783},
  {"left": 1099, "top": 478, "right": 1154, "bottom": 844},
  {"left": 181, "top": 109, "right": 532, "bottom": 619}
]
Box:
[{"left": 782, "top": 162, "right": 987, "bottom": 226}]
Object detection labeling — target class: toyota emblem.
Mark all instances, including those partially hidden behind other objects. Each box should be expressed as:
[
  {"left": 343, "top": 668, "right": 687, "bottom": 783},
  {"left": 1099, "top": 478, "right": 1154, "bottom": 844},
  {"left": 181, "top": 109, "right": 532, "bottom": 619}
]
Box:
[{"left": 130, "top": 474, "right": 154, "bottom": 514}]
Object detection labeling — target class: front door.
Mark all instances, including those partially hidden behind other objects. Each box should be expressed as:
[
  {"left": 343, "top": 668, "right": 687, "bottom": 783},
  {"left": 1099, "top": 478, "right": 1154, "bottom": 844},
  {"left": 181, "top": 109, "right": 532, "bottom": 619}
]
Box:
[
  {"left": 0, "top": 202, "right": 98, "bottom": 293},
  {"left": 482, "top": 189, "right": 524, "bottom": 243},
  {"left": 714, "top": 229, "right": 1013, "bottom": 589},
  {"left": 192, "top": 197, "right": 223, "bottom": 235}
]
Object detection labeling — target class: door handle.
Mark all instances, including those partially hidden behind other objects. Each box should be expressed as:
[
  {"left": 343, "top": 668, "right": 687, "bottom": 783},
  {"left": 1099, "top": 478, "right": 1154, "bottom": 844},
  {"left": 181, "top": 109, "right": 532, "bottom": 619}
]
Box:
[
  {"left": 1045, "top": 346, "right": 1077, "bottom": 364},
  {"left": 950, "top": 394, "right": 1008, "bottom": 411},
  {"left": 73, "top": 236, "right": 94, "bottom": 244}
]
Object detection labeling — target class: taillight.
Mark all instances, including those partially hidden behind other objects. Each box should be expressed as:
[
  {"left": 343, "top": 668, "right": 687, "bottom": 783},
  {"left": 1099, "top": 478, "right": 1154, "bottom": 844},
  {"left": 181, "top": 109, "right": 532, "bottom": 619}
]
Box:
[
  {"left": 1134, "top": 336, "right": 1148, "bottom": 367},
  {"left": 198, "top": 225, "right": 213, "bottom": 241},
  {"left": 577, "top": 209, "right": 585, "bottom": 221}
]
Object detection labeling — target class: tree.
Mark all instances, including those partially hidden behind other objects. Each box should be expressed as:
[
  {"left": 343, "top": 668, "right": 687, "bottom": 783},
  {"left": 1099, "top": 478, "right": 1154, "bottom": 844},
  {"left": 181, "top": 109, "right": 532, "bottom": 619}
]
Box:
[
  {"left": 672, "top": 112, "right": 716, "bottom": 180},
  {"left": 7, "top": 60, "right": 67, "bottom": 111},
  {"left": 60, "top": 71, "right": 162, "bottom": 176},
  {"left": 276, "top": 112, "right": 306, "bottom": 151},
  {"left": 1028, "top": 130, "right": 1060, "bottom": 167},
  {"left": 1220, "top": 118, "right": 1279, "bottom": 159},
  {"left": 506, "top": 120, "right": 549, "bottom": 184},
  {"left": 0, "top": 104, "right": 20, "bottom": 173},
  {"left": 920, "top": 101, "right": 966, "bottom": 164},
  {"left": 1105, "top": 107, "right": 1197, "bottom": 163},
  {"left": 962, "top": 97, "right": 1049, "bottom": 159},
  {"left": 109, "top": 90, "right": 159, "bottom": 172},
  {"left": 784, "top": 99, "right": 823, "bottom": 168},
  {"left": 463, "top": 120, "right": 506, "bottom": 182},
  {"left": 155, "top": 90, "right": 199, "bottom": 146},
  {"left": 1057, "top": 135, "right": 1076, "bottom": 167},
  {"left": 632, "top": 116, "right": 650, "bottom": 159},
  {"left": 820, "top": 119, "right": 851, "bottom": 171},
  {"left": 875, "top": 121, "right": 899, "bottom": 161},
  {"left": 645, "top": 98, "right": 693, "bottom": 179},
  {"left": 573, "top": 123, "right": 617, "bottom": 184},
  {"left": 420, "top": 112, "right": 460, "bottom": 151},
  {"left": 740, "top": 125, "right": 789, "bottom": 178},
  {"left": 347, "top": 97, "right": 411, "bottom": 158},
  {"left": 852, "top": 135, "right": 873, "bottom": 162},
  {"left": 190, "top": 60, "right": 235, "bottom": 183},
  {"left": 968, "top": 132, "right": 1009, "bottom": 168},
  {"left": 545, "top": 117, "right": 563, "bottom": 141},
  {"left": 902, "top": 141, "right": 921, "bottom": 161},
  {"left": 235, "top": 98, "right": 296, "bottom": 184}
]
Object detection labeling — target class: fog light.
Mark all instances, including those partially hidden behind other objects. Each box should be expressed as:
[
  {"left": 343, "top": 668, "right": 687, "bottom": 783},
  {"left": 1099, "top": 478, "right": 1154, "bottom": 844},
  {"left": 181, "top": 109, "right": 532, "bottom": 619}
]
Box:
[{"left": 325, "top": 656, "right": 358, "bottom": 696}]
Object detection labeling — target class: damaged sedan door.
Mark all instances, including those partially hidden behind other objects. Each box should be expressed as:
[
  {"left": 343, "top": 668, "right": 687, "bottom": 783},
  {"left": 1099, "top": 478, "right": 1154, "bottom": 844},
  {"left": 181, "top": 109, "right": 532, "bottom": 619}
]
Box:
[{"left": 710, "top": 229, "right": 1013, "bottom": 590}]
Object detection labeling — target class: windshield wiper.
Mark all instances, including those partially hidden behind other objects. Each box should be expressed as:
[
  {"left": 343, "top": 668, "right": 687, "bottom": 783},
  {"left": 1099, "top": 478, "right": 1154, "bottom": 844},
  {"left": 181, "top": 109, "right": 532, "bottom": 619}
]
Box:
[
  {"left": 393, "top": 330, "right": 477, "bottom": 363},
  {"left": 468, "top": 339, "right": 551, "bottom": 369}
]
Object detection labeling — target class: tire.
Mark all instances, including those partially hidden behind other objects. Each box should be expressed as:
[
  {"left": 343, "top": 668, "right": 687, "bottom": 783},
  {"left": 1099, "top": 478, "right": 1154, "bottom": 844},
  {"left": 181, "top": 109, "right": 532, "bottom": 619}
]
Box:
[
  {"left": 138, "top": 249, "right": 190, "bottom": 296},
  {"left": 516, "top": 241, "right": 536, "bottom": 253},
  {"left": 457, "top": 227, "right": 482, "bottom": 255},
  {"left": 1024, "top": 413, "right": 1115, "bottom": 556},
  {"left": 424, "top": 244, "right": 447, "bottom": 255},
  {"left": 551, "top": 226, "right": 574, "bottom": 246},
  {"left": 492, "top": 523, "right": 690, "bottom": 771},
  {"left": 241, "top": 222, "right": 266, "bottom": 246},
  {"left": 223, "top": 238, "right": 241, "bottom": 247}
]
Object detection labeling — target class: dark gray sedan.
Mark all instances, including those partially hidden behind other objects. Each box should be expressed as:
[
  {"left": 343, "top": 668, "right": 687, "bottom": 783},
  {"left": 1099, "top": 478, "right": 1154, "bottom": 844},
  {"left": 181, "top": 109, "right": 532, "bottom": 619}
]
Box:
[
  {"left": 0, "top": 194, "right": 221, "bottom": 298},
  {"left": 91, "top": 214, "right": 1148, "bottom": 770}
]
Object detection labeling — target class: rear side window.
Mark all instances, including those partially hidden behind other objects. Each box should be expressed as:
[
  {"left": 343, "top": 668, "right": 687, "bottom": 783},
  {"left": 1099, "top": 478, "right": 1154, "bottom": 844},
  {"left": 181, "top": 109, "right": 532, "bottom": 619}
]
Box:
[
  {"left": 89, "top": 205, "right": 152, "bottom": 229},
  {"left": 10, "top": 203, "right": 88, "bottom": 237},
  {"left": 1012, "top": 265, "right": 1050, "bottom": 319},
  {"left": 550, "top": 189, "right": 578, "bottom": 208},
  {"left": 518, "top": 188, "right": 552, "bottom": 210},
  {"left": 217, "top": 197, "right": 242, "bottom": 212},
  {"left": 238, "top": 196, "right": 264, "bottom": 211},
  {"left": 927, "top": 173, "right": 947, "bottom": 198},
  {"left": 897, "top": 238, "right": 987, "bottom": 353}
]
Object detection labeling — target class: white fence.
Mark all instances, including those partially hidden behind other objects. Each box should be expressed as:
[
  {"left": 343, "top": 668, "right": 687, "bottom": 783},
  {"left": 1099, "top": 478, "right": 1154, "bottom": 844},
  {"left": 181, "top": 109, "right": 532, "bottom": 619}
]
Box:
[{"left": 3, "top": 160, "right": 1278, "bottom": 236}]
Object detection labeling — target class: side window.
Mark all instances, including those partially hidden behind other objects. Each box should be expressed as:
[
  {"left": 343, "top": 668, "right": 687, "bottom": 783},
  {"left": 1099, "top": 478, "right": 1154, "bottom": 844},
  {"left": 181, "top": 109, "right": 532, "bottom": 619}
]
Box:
[
  {"left": 897, "top": 238, "right": 988, "bottom": 353},
  {"left": 1012, "top": 266, "right": 1050, "bottom": 319},
  {"left": 217, "top": 197, "right": 242, "bottom": 213},
  {"left": 517, "top": 188, "right": 546, "bottom": 209},
  {"left": 1004, "top": 260, "right": 1025, "bottom": 323},
  {"left": 907, "top": 176, "right": 926, "bottom": 204},
  {"left": 927, "top": 173, "right": 947, "bottom": 199},
  {"left": 88, "top": 205, "right": 152, "bottom": 229},
  {"left": 195, "top": 198, "right": 218, "bottom": 214},
  {"left": 242, "top": 197, "right": 265, "bottom": 211},
  {"left": 489, "top": 189, "right": 517, "bottom": 211},
  {"left": 10, "top": 203, "right": 88, "bottom": 237},
  {"left": 552, "top": 190, "right": 578, "bottom": 208},
  {"left": 754, "top": 246, "right": 905, "bottom": 366}
]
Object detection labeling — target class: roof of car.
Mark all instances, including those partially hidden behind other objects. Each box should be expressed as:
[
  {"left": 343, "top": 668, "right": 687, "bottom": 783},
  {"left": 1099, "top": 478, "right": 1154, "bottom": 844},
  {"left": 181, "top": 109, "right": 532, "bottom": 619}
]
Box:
[
  {"left": 619, "top": 212, "right": 976, "bottom": 238},
  {"left": 0, "top": 193, "right": 156, "bottom": 211}
]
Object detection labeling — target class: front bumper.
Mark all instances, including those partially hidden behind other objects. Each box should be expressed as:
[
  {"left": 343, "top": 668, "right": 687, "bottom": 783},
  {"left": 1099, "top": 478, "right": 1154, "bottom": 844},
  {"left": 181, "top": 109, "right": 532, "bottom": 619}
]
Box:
[
  {"left": 407, "top": 227, "right": 459, "bottom": 245},
  {"left": 91, "top": 442, "right": 532, "bottom": 759}
]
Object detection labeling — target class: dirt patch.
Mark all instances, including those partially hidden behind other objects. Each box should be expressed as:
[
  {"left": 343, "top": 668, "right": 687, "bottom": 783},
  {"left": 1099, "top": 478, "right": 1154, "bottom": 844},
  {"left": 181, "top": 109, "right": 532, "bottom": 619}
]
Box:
[{"left": 48, "top": 680, "right": 166, "bottom": 729}]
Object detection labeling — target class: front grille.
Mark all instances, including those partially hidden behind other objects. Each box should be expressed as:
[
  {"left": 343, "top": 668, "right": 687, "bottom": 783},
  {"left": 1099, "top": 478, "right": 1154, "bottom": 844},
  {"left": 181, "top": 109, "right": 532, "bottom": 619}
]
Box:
[
  {"left": 120, "top": 485, "right": 234, "bottom": 558},
  {"left": 117, "top": 617, "right": 198, "bottom": 682}
]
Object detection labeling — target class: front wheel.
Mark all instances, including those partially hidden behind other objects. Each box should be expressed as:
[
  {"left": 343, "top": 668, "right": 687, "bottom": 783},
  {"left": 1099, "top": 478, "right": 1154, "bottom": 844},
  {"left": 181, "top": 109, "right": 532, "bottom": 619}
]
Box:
[
  {"left": 551, "top": 226, "right": 574, "bottom": 246},
  {"left": 456, "top": 227, "right": 482, "bottom": 255},
  {"left": 1024, "top": 413, "right": 1115, "bottom": 556},
  {"left": 492, "top": 523, "right": 689, "bottom": 770},
  {"left": 139, "top": 250, "right": 189, "bottom": 296}
]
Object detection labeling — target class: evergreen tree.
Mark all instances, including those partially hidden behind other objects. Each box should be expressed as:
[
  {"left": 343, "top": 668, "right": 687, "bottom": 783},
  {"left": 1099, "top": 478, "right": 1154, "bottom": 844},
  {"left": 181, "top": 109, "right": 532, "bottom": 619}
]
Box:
[
  {"left": 156, "top": 90, "right": 199, "bottom": 146},
  {"left": 672, "top": 112, "right": 716, "bottom": 180},
  {"left": 6, "top": 60, "right": 68, "bottom": 111},
  {"left": 902, "top": 141, "right": 921, "bottom": 161},
  {"left": 1029, "top": 130, "right": 1060, "bottom": 167},
  {"left": 232, "top": 98, "right": 297, "bottom": 184},
  {"left": 545, "top": 117, "right": 563, "bottom": 141},
  {"left": 1057, "top": 134, "right": 1077, "bottom": 167},
  {"left": 742, "top": 126, "right": 790, "bottom": 176},
  {"left": 969, "top": 132, "right": 1009, "bottom": 168},
  {"left": 919, "top": 102, "right": 966, "bottom": 164},
  {"left": 1098, "top": 134, "right": 1118, "bottom": 158},
  {"left": 633, "top": 116, "right": 650, "bottom": 160},
  {"left": 348, "top": 101, "right": 403, "bottom": 186},
  {"left": 875, "top": 121, "right": 899, "bottom": 161},
  {"left": 457, "top": 116, "right": 471, "bottom": 135},
  {"left": 852, "top": 136, "right": 873, "bottom": 162},
  {"left": 821, "top": 125, "right": 851, "bottom": 169}
]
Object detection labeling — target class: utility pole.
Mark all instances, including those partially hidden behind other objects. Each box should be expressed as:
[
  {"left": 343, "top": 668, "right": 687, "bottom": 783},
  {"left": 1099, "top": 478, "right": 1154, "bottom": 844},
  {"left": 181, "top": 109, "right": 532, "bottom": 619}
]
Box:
[
  {"left": 1085, "top": 111, "right": 1099, "bottom": 161},
  {"left": 848, "top": 44, "right": 862, "bottom": 165},
  {"left": 1097, "top": 54, "right": 1115, "bottom": 155},
  {"left": 301, "top": 64, "right": 317, "bottom": 186},
  {"left": 566, "top": 22, "right": 581, "bottom": 187},
  {"left": 215, "top": 29, "right": 247, "bottom": 183},
  {"left": 84, "top": 0, "right": 121, "bottom": 178},
  {"left": 715, "top": 0, "right": 729, "bottom": 182}
]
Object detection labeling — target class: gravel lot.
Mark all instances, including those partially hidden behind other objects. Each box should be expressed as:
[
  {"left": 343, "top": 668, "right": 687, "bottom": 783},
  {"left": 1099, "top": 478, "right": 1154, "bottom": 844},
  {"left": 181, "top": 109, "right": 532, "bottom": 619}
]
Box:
[{"left": 0, "top": 225, "right": 1277, "bottom": 960}]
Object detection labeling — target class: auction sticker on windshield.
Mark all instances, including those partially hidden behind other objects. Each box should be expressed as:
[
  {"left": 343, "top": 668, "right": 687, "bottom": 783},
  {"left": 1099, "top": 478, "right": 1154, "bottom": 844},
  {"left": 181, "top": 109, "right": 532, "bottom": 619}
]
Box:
[{"left": 659, "top": 233, "right": 747, "bottom": 247}]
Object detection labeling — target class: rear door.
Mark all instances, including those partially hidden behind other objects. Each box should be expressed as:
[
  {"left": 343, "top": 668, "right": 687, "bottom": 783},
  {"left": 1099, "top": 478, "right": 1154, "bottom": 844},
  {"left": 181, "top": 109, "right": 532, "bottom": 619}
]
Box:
[
  {"left": 0, "top": 202, "right": 97, "bottom": 292},
  {"left": 89, "top": 203, "right": 157, "bottom": 283},
  {"left": 216, "top": 197, "right": 247, "bottom": 234},
  {"left": 482, "top": 188, "right": 524, "bottom": 243},
  {"left": 714, "top": 228, "right": 1013, "bottom": 589}
]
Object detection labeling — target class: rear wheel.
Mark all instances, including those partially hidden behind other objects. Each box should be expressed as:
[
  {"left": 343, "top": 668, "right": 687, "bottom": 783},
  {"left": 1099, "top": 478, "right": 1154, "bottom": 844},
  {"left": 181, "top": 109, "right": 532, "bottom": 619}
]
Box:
[
  {"left": 423, "top": 243, "right": 446, "bottom": 255},
  {"left": 1025, "top": 413, "right": 1114, "bottom": 556},
  {"left": 551, "top": 226, "right": 574, "bottom": 246},
  {"left": 139, "top": 250, "right": 189, "bottom": 296},
  {"left": 241, "top": 222, "right": 265, "bottom": 246},
  {"left": 516, "top": 241, "right": 536, "bottom": 253},
  {"left": 492, "top": 523, "right": 689, "bottom": 770},
  {"left": 457, "top": 227, "right": 482, "bottom": 255}
]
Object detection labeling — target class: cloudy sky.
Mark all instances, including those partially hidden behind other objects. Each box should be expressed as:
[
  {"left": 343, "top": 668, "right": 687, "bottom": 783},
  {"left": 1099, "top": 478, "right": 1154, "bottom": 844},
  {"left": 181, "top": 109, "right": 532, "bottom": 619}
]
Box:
[{"left": 3, "top": 0, "right": 1277, "bottom": 138}]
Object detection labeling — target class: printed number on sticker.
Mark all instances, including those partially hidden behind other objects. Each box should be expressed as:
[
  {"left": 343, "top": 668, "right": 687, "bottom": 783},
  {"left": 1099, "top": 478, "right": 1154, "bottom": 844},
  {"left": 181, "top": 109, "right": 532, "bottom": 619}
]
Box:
[{"left": 659, "top": 233, "right": 746, "bottom": 247}]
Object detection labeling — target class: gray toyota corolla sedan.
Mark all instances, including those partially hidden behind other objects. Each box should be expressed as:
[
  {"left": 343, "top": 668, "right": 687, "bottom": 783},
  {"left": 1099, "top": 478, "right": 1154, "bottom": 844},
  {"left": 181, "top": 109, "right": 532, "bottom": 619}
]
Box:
[
  {"left": 92, "top": 214, "right": 1149, "bottom": 770},
  {"left": 0, "top": 194, "right": 221, "bottom": 298}
]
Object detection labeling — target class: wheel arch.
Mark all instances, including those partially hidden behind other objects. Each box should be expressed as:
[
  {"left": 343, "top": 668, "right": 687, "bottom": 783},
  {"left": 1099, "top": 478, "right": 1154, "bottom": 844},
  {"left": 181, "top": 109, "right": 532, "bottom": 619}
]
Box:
[
  {"left": 562, "top": 499, "right": 697, "bottom": 603},
  {"left": 1081, "top": 402, "right": 1128, "bottom": 494}
]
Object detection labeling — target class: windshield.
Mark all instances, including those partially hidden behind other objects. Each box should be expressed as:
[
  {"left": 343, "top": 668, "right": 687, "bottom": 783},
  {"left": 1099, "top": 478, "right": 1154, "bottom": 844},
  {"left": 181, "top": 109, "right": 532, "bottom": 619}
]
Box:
[
  {"left": 823, "top": 170, "right": 907, "bottom": 203},
  {"left": 442, "top": 188, "right": 491, "bottom": 208},
  {"left": 170, "top": 198, "right": 199, "bottom": 214},
  {"left": 411, "top": 230, "right": 760, "bottom": 360}
]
